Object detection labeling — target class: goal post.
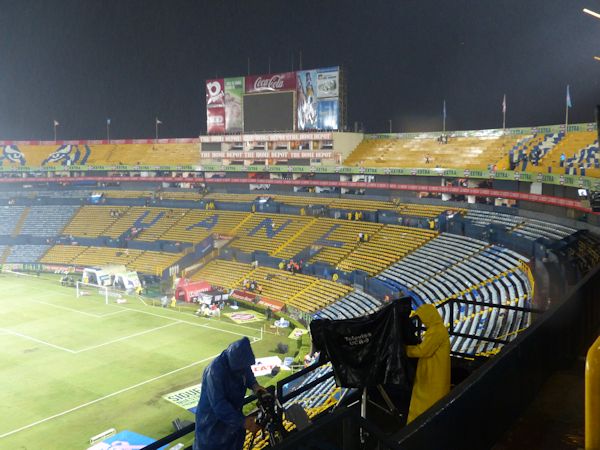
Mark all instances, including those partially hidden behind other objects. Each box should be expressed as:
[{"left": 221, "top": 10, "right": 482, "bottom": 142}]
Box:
[{"left": 76, "top": 281, "right": 109, "bottom": 305}]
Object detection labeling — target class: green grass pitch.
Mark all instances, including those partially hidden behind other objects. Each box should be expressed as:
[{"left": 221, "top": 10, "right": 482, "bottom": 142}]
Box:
[{"left": 0, "top": 272, "right": 298, "bottom": 449}]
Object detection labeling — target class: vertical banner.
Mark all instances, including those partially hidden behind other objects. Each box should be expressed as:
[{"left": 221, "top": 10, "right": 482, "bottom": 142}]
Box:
[
  {"left": 206, "top": 79, "right": 225, "bottom": 108},
  {"left": 317, "top": 99, "right": 339, "bottom": 130},
  {"left": 297, "top": 70, "right": 318, "bottom": 130},
  {"left": 224, "top": 77, "right": 244, "bottom": 133},
  {"left": 207, "top": 107, "right": 226, "bottom": 134},
  {"left": 206, "top": 79, "right": 225, "bottom": 134}
]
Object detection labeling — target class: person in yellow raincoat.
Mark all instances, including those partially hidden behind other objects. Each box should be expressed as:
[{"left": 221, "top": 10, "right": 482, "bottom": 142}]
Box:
[{"left": 406, "top": 304, "right": 451, "bottom": 423}]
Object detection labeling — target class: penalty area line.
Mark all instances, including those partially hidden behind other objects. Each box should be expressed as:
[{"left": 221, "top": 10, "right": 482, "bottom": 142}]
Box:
[
  {"left": 0, "top": 353, "right": 221, "bottom": 440},
  {"left": 74, "top": 321, "right": 181, "bottom": 353},
  {"left": 0, "top": 328, "right": 76, "bottom": 354}
]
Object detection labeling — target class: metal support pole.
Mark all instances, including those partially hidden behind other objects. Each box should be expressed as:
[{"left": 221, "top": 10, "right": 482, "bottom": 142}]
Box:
[{"left": 586, "top": 335, "right": 600, "bottom": 449}]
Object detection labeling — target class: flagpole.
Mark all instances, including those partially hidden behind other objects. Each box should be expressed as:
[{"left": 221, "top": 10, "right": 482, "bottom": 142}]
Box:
[
  {"left": 502, "top": 95, "right": 507, "bottom": 131},
  {"left": 442, "top": 100, "right": 446, "bottom": 134},
  {"left": 54, "top": 124, "right": 57, "bottom": 142},
  {"left": 155, "top": 118, "right": 158, "bottom": 141},
  {"left": 565, "top": 100, "right": 569, "bottom": 134},
  {"left": 106, "top": 121, "right": 110, "bottom": 142}
]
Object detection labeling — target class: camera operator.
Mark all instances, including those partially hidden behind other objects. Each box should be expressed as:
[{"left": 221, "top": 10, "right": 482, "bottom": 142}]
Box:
[
  {"left": 405, "top": 304, "right": 450, "bottom": 423},
  {"left": 193, "top": 337, "right": 266, "bottom": 450}
]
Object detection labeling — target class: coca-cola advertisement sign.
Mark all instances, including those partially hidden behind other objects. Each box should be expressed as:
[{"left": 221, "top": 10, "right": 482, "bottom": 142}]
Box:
[
  {"left": 245, "top": 72, "right": 296, "bottom": 93},
  {"left": 206, "top": 79, "right": 224, "bottom": 108}
]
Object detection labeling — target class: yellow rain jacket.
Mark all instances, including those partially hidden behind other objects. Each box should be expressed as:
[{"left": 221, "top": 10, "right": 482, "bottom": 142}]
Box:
[{"left": 406, "top": 304, "right": 451, "bottom": 423}]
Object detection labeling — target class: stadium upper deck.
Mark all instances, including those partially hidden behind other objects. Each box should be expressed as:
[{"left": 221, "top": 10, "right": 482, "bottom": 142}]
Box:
[{"left": 0, "top": 123, "right": 597, "bottom": 178}]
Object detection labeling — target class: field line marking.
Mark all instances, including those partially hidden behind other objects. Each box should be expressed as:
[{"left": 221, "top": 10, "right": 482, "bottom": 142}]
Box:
[
  {"left": 95, "top": 309, "right": 130, "bottom": 317},
  {"left": 31, "top": 300, "right": 104, "bottom": 317},
  {"left": 0, "top": 353, "right": 221, "bottom": 440},
  {"left": 0, "top": 285, "right": 128, "bottom": 319},
  {"left": 0, "top": 328, "right": 76, "bottom": 354},
  {"left": 75, "top": 322, "right": 181, "bottom": 353},
  {"left": 113, "top": 304, "right": 257, "bottom": 339}
]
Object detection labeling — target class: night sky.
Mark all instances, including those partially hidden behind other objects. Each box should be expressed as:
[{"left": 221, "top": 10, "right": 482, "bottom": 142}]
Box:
[{"left": 0, "top": 0, "right": 599, "bottom": 140}]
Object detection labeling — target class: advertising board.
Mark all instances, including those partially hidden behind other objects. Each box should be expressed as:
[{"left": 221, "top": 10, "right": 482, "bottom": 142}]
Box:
[
  {"left": 245, "top": 71, "right": 296, "bottom": 93},
  {"left": 206, "top": 107, "right": 225, "bottom": 134},
  {"left": 297, "top": 67, "right": 340, "bottom": 131},
  {"left": 297, "top": 69, "right": 318, "bottom": 130},
  {"left": 205, "top": 79, "right": 224, "bottom": 108},
  {"left": 224, "top": 77, "right": 244, "bottom": 133}
]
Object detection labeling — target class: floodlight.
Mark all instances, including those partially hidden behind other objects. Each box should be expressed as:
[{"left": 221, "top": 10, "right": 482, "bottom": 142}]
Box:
[{"left": 583, "top": 8, "right": 600, "bottom": 19}]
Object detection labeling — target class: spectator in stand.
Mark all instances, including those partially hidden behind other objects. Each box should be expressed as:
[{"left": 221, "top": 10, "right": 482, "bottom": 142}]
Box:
[
  {"left": 560, "top": 153, "right": 566, "bottom": 167},
  {"left": 193, "top": 337, "right": 266, "bottom": 450}
]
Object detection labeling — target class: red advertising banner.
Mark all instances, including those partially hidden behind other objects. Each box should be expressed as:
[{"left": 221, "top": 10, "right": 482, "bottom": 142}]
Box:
[
  {"left": 245, "top": 72, "right": 296, "bottom": 94},
  {"left": 206, "top": 79, "right": 224, "bottom": 108},
  {"left": 256, "top": 297, "right": 284, "bottom": 312},
  {"left": 0, "top": 175, "right": 596, "bottom": 214},
  {"left": 207, "top": 107, "right": 226, "bottom": 134}
]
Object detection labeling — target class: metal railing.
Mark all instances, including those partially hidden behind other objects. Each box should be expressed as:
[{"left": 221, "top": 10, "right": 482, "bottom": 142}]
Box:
[{"left": 141, "top": 359, "right": 334, "bottom": 450}]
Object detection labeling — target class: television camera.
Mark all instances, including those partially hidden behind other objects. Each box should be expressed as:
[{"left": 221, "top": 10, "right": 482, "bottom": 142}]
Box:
[{"left": 248, "top": 385, "right": 310, "bottom": 448}]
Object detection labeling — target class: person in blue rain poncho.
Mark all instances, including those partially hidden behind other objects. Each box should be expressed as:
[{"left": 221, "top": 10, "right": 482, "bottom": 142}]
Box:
[{"left": 193, "top": 337, "right": 265, "bottom": 450}]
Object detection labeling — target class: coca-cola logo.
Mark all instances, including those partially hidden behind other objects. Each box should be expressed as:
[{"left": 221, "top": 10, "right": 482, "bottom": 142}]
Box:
[{"left": 254, "top": 75, "right": 285, "bottom": 91}]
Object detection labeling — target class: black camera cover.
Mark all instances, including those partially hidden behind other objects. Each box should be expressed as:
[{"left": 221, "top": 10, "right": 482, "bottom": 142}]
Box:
[{"left": 310, "top": 298, "right": 415, "bottom": 388}]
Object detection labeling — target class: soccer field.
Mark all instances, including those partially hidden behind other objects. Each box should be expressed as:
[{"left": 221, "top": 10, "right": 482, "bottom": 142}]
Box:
[{"left": 0, "top": 272, "right": 296, "bottom": 449}]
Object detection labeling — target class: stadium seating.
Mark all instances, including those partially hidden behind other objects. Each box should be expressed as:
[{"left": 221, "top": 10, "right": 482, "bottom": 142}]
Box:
[
  {"left": 0, "top": 205, "right": 26, "bottom": 235},
  {"left": 62, "top": 206, "right": 130, "bottom": 238},
  {"left": 40, "top": 245, "right": 88, "bottom": 264},
  {"left": 337, "top": 225, "right": 437, "bottom": 275},
  {"left": 230, "top": 214, "right": 314, "bottom": 254},
  {"left": 344, "top": 134, "right": 522, "bottom": 169},
  {"left": 244, "top": 364, "right": 345, "bottom": 449},
  {"left": 508, "top": 133, "right": 564, "bottom": 171},
  {"left": 191, "top": 263, "right": 351, "bottom": 313},
  {"left": 528, "top": 131, "right": 598, "bottom": 176},
  {"left": 19, "top": 205, "right": 78, "bottom": 237},
  {"left": 316, "top": 290, "right": 383, "bottom": 320},
  {"left": 464, "top": 210, "right": 575, "bottom": 241},
  {"left": 89, "top": 143, "right": 200, "bottom": 166},
  {"left": 40, "top": 245, "right": 181, "bottom": 275},
  {"left": 377, "top": 233, "right": 532, "bottom": 355},
  {"left": 189, "top": 259, "right": 253, "bottom": 289},
  {"left": 239, "top": 266, "right": 314, "bottom": 305},
  {"left": 162, "top": 210, "right": 250, "bottom": 243},
  {"left": 274, "top": 219, "right": 383, "bottom": 266},
  {"left": 287, "top": 277, "right": 352, "bottom": 313},
  {"left": 5, "top": 245, "right": 51, "bottom": 263},
  {"left": 99, "top": 190, "right": 202, "bottom": 201}
]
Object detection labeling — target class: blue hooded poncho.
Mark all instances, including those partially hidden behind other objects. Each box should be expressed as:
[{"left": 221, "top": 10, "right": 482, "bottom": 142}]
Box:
[{"left": 193, "top": 337, "right": 257, "bottom": 450}]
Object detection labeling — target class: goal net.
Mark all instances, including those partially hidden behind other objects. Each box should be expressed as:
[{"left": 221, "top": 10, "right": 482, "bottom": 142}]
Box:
[{"left": 76, "top": 281, "right": 124, "bottom": 305}]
